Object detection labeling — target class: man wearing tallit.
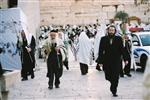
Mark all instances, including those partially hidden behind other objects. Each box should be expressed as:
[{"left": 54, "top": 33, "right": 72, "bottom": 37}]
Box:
[
  {"left": 43, "top": 30, "right": 66, "bottom": 89},
  {"left": 19, "top": 30, "right": 36, "bottom": 81},
  {"left": 58, "top": 29, "right": 69, "bottom": 70},
  {"left": 78, "top": 30, "right": 92, "bottom": 75}
]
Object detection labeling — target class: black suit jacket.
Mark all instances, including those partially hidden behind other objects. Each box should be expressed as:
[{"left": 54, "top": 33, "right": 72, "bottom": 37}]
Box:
[{"left": 96, "top": 35, "right": 127, "bottom": 80}]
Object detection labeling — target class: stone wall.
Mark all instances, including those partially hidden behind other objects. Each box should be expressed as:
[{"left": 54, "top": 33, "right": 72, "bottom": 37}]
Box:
[
  {"left": 0, "top": 0, "right": 8, "bottom": 8},
  {"left": 40, "top": 0, "right": 150, "bottom": 25},
  {"left": 0, "top": 0, "right": 40, "bottom": 37},
  {"left": 0, "top": 0, "right": 150, "bottom": 26},
  {"left": 18, "top": 0, "right": 40, "bottom": 37}
]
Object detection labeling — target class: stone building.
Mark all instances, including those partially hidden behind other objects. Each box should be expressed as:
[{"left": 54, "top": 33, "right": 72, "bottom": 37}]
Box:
[
  {"left": 0, "top": 0, "right": 40, "bottom": 37},
  {"left": 40, "top": 0, "right": 150, "bottom": 25},
  {"left": 0, "top": 0, "right": 150, "bottom": 26}
]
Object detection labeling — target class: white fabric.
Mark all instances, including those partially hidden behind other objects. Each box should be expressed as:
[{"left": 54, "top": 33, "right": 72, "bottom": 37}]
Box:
[
  {"left": 58, "top": 32, "right": 65, "bottom": 40},
  {"left": 26, "top": 33, "right": 32, "bottom": 45},
  {"left": 94, "top": 25, "right": 106, "bottom": 60},
  {"left": 78, "top": 31, "right": 92, "bottom": 65},
  {"left": 43, "top": 35, "right": 66, "bottom": 61}
]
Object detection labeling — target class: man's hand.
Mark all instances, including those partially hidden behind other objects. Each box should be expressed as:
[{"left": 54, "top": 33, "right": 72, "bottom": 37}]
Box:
[
  {"left": 98, "top": 64, "right": 103, "bottom": 67},
  {"left": 124, "top": 61, "right": 128, "bottom": 65},
  {"left": 26, "top": 47, "right": 31, "bottom": 52}
]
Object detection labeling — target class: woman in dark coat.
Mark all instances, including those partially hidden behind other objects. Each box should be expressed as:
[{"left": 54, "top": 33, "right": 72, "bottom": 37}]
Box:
[{"left": 96, "top": 25, "right": 128, "bottom": 97}]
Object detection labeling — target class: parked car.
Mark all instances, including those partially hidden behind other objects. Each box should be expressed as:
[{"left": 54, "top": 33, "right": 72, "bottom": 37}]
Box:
[{"left": 131, "top": 31, "right": 150, "bottom": 72}]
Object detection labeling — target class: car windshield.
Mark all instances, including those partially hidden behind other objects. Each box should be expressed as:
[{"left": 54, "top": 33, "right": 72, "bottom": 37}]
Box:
[{"left": 139, "top": 34, "right": 150, "bottom": 46}]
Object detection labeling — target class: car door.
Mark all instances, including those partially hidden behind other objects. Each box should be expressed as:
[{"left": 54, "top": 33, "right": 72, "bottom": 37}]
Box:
[{"left": 132, "top": 34, "right": 141, "bottom": 63}]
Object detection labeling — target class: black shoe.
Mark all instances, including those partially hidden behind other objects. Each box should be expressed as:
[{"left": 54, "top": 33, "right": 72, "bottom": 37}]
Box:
[
  {"left": 66, "top": 66, "right": 69, "bottom": 70},
  {"left": 31, "top": 74, "right": 35, "bottom": 79},
  {"left": 124, "top": 73, "right": 132, "bottom": 77},
  {"left": 21, "top": 78, "right": 28, "bottom": 81},
  {"left": 120, "top": 74, "right": 124, "bottom": 77},
  {"left": 86, "top": 70, "right": 88, "bottom": 74},
  {"left": 136, "top": 68, "right": 145, "bottom": 73},
  {"left": 48, "top": 86, "right": 53, "bottom": 89},
  {"left": 55, "top": 85, "right": 60, "bottom": 88},
  {"left": 81, "top": 73, "right": 87, "bottom": 75},
  {"left": 113, "top": 94, "right": 118, "bottom": 97}
]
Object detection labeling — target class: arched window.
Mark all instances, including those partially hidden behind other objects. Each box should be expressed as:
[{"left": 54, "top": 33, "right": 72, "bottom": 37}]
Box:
[{"left": 8, "top": 0, "right": 18, "bottom": 8}]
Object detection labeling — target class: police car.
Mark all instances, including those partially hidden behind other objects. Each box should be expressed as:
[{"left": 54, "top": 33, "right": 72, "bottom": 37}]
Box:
[{"left": 131, "top": 31, "right": 150, "bottom": 72}]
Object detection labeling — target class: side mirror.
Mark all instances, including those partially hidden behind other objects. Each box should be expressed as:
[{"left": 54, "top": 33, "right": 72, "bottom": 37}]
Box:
[{"left": 133, "top": 41, "right": 139, "bottom": 46}]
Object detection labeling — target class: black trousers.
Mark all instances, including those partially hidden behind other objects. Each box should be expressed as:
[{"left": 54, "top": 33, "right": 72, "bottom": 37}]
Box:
[
  {"left": 21, "top": 66, "right": 34, "bottom": 79},
  {"left": 103, "top": 66, "right": 119, "bottom": 95},
  {"left": 124, "top": 57, "right": 131, "bottom": 74},
  {"left": 80, "top": 63, "right": 88, "bottom": 75},
  {"left": 63, "top": 59, "right": 69, "bottom": 70},
  {"left": 48, "top": 70, "right": 60, "bottom": 87},
  {"left": 119, "top": 60, "right": 124, "bottom": 76},
  {"left": 110, "top": 79, "right": 119, "bottom": 94}
]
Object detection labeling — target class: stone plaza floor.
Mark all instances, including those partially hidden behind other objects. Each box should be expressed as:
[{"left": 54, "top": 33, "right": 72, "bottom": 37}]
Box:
[{"left": 2, "top": 58, "right": 144, "bottom": 100}]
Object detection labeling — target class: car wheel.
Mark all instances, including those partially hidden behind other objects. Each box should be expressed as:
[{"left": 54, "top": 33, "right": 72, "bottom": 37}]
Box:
[{"left": 140, "top": 55, "right": 148, "bottom": 72}]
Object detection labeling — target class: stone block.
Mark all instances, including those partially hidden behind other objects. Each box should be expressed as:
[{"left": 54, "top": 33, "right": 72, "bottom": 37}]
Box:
[
  {"left": 18, "top": 0, "right": 40, "bottom": 37},
  {"left": 107, "top": 12, "right": 116, "bottom": 19},
  {"left": 0, "top": 70, "right": 21, "bottom": 92},
  {"left": 0, "top": 0, "right": 8, "bottom": 9},
  {"left": 117, "top": 5, "right": 124, "bottom": 11},
  {"left": 139, "top": 4, "right": 149, "bottom": 11},
  {"left": 102, "top": 6, "right": 116, "bottom": 12},
  {"left": 121, "top": 0, "right": 135, "bottom": 4}
]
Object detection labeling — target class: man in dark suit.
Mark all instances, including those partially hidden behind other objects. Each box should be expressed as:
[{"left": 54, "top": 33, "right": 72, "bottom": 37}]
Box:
[
  {"left": 96, "top": 25, "right": 128, "bottom": 97},
  {"left": 123, "top": 34, "right": 132, "bottom": 77}
]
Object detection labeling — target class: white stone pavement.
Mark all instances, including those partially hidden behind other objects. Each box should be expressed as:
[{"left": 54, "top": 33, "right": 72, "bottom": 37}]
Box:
[{"left": 2, "top": 57, "right": 144, "bottom": 100}]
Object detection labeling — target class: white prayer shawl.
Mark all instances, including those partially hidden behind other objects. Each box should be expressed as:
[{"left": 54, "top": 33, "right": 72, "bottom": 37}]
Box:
[
  {"left": 18, "top": 31, "right": 33, "bottom": 46},
  {"left": 26, "top": 33, "right": 32, "bottom": 45},
  {"left": 58, "top": 32, "right": 65, "bottom": 41},
  {"left": 43, "top": 36, "right": 66, "bottom": 61},
  {"left": 78, "top": 31, "right": 92, "bottom": 65},
  {"left": 94, "top": 25, "right": 106, "bottom": 60}
]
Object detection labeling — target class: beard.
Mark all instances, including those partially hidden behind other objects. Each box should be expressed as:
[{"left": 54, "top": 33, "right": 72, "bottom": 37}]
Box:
[
  {"left": 108, "top": 32, "right": 115, "bottom": 38},
  {"left": 50, "top": 38, "right": 57, "bottom": 48},
  {"left": 51, "top": 38, "right": 57, "bottom": 44}
]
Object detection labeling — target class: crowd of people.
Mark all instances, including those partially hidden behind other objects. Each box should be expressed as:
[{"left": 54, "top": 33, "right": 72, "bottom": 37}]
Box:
[
  {"left": 0, "top": 21, "right": 149, "bottom": 97},
  {"left": 36, "top": 22, "right": 150, "bottom": 97}
]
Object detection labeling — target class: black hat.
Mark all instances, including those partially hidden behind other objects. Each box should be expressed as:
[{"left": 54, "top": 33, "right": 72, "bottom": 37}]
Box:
[{"left": 50, "top": 29, "right": 58, "bottom": 33}]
